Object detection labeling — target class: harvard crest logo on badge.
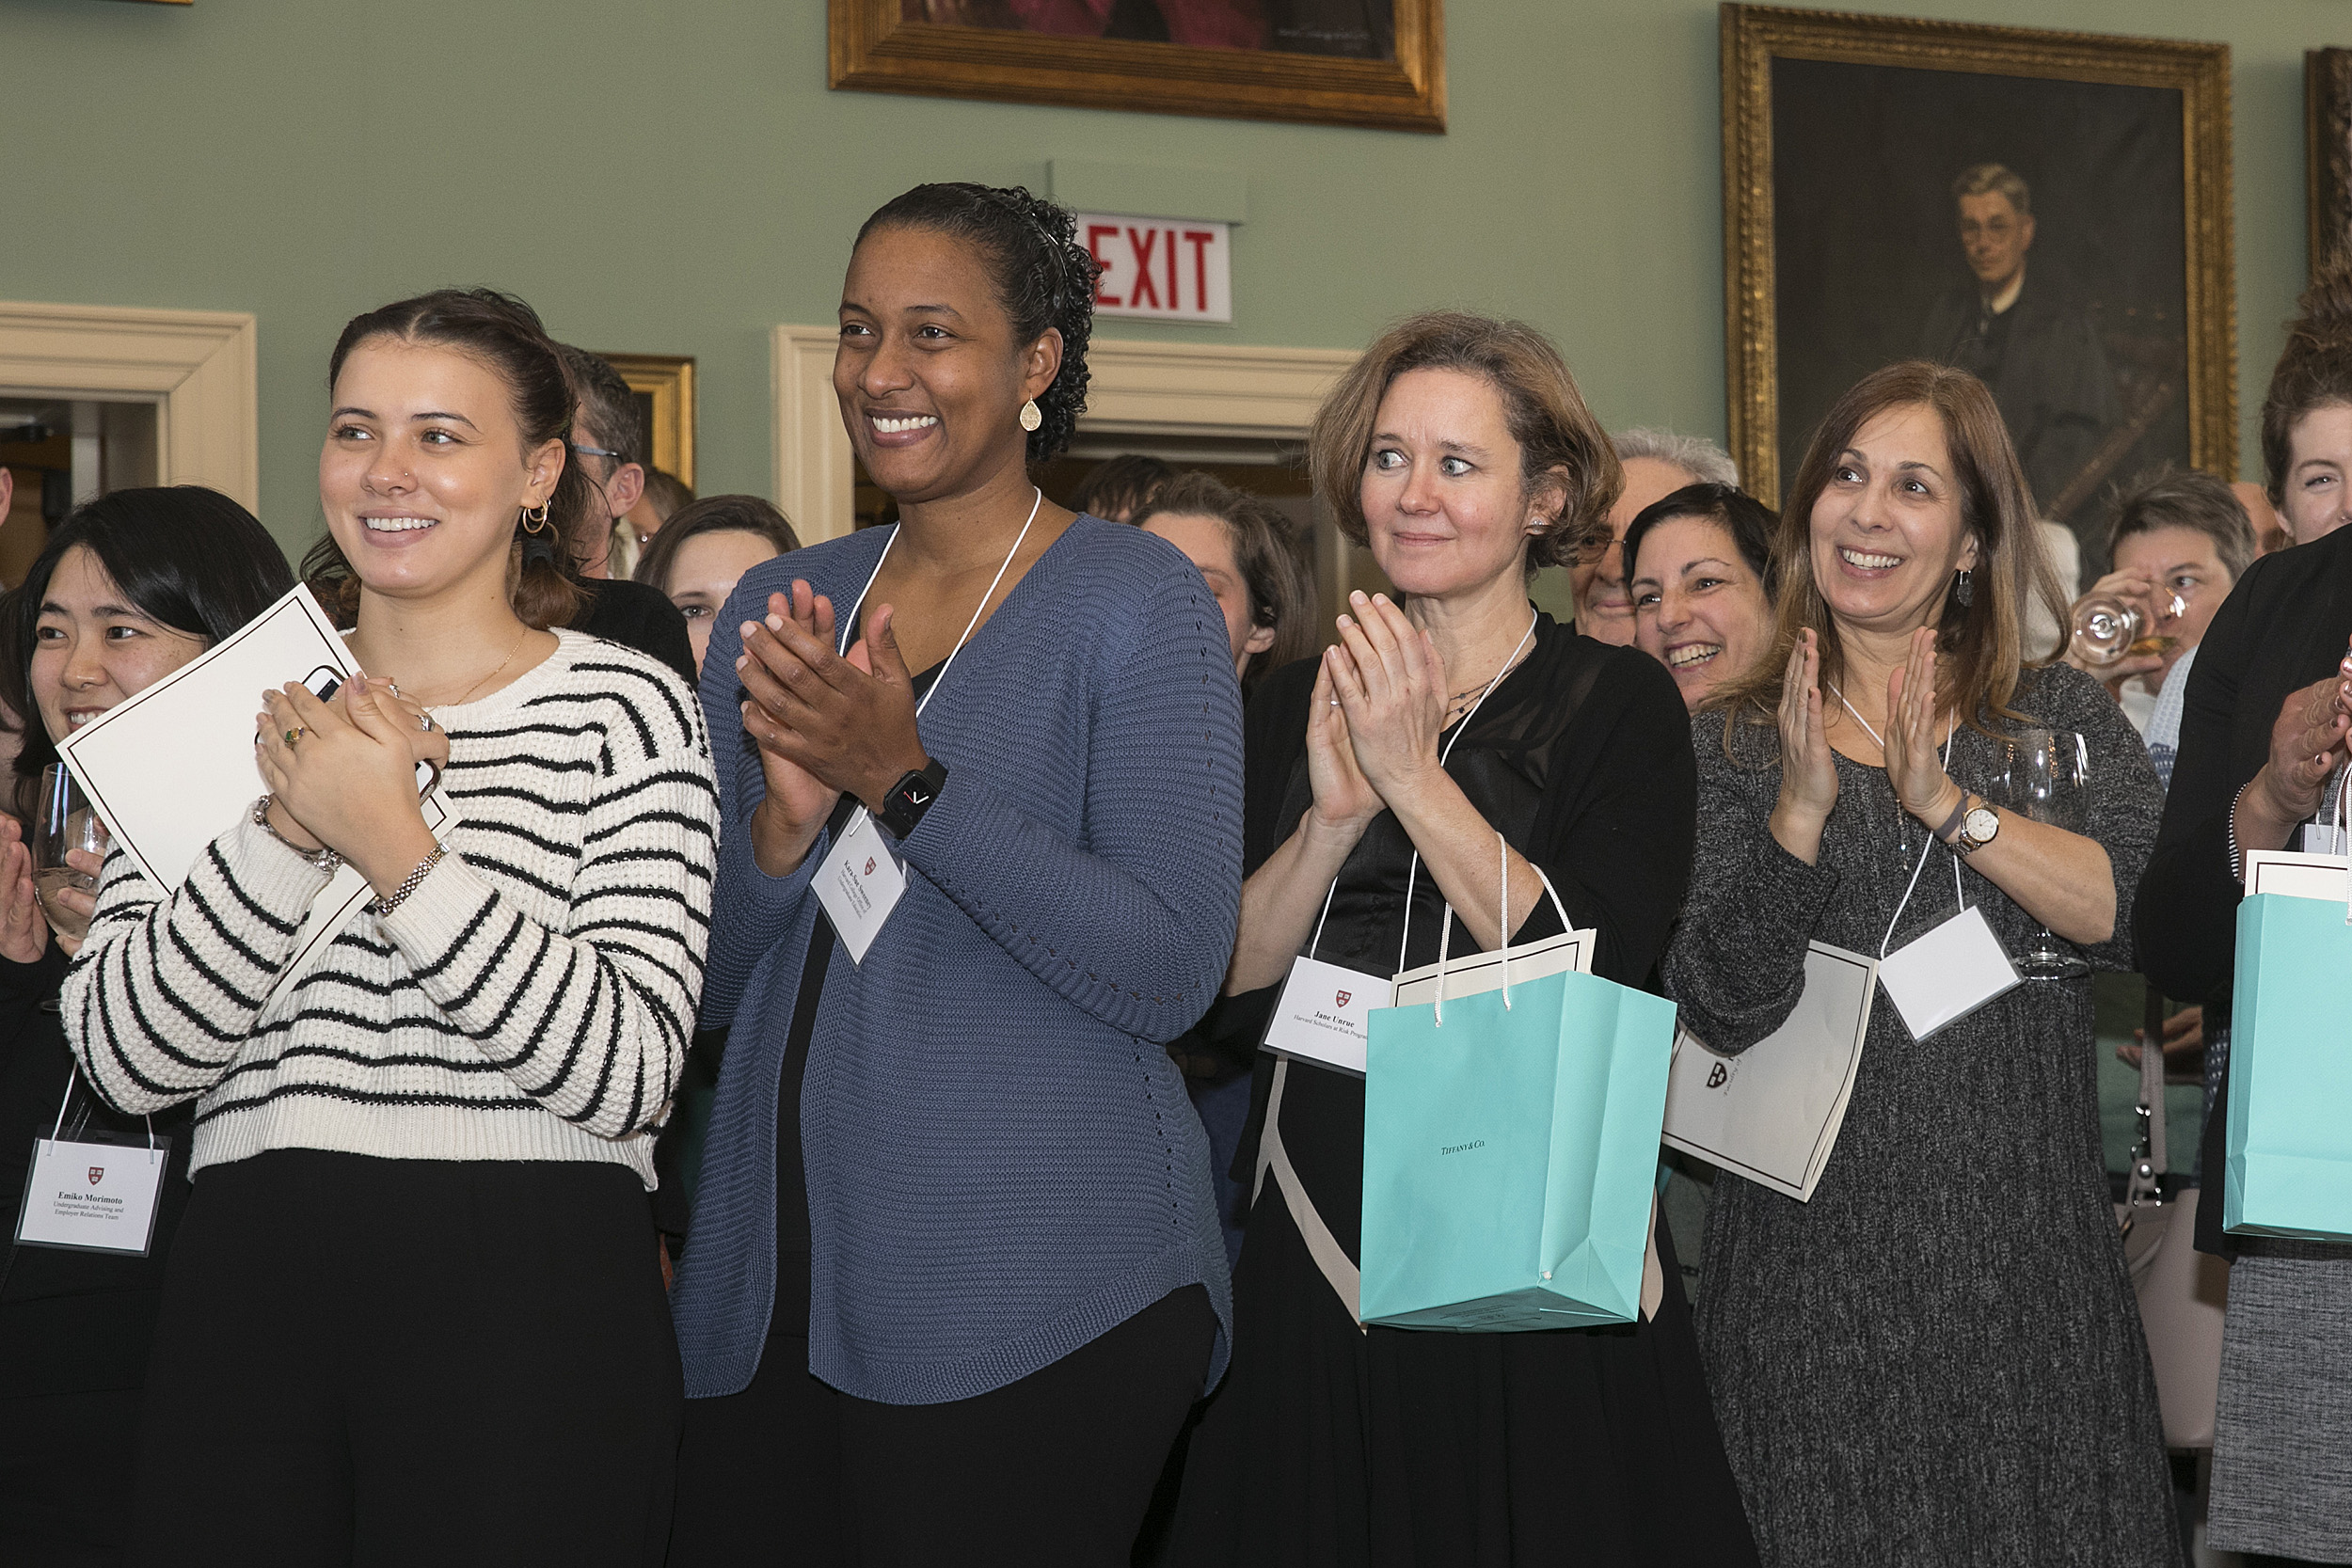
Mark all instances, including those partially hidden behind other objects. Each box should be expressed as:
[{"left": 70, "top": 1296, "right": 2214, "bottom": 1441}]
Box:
[{"left": 88, "top": 1166, "right": 103, "bottom": 1185}]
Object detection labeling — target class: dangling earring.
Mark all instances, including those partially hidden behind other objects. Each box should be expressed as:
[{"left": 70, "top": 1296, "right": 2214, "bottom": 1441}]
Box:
[
  {"left": 1018, "top": 399, "right": 1042, "bottom": 434},
  {"left": 1953, "top": 568, "right": 1974, "bottom": 609}
]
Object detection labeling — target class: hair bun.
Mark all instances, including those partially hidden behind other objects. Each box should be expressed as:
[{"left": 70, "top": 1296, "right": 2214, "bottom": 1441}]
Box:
[{"left": 2287, "top": 251, "right": 2352, "bottom": 359}]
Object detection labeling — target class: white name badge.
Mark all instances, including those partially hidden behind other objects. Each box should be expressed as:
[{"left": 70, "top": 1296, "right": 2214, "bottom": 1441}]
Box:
[
  {"left": 1263, "top": 956, "right": 1390, "bottom": 1076},
  {"left": 15, "top": 1136, "right": 168, "bottom": 1256},
  {"left": 1875, "top": 903, "right": 2021, "bottom": 1042},
  {"left": 815, "top": 810, "right": 906, "bottom": 965}
]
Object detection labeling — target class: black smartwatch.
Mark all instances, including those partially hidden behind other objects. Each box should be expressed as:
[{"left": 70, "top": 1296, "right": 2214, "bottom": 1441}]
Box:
[{"left": 877, "top": 757, "right": 948, "bottom": 841}]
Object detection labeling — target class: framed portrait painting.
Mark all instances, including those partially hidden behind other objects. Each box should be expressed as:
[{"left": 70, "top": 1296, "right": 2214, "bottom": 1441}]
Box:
[
  {"left": 829, "top": 0, "right": 1444, "bottom": 133},
  {"left": 1723, "top": 6, "right": 2233, "bottom": 579},
  {"left": 2310, "top": 48, "right": 2352, "bottom": 273},
  {"left": 593, "top": 353, "right": 696, "bottom": 488}
]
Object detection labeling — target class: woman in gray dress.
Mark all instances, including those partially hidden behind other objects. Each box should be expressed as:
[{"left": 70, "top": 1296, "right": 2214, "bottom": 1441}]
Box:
[{"left": 1662, "top": 360, "right": 2180, "bottom": 1564}]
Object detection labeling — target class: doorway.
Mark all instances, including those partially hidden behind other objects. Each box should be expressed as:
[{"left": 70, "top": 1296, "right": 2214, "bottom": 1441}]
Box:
[{"left": 0, "top": 398, "right": 163, "bottom": 586}]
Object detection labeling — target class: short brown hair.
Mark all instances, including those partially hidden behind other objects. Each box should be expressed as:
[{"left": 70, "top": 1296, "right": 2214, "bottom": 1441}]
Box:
[
  {"left": 1132, "top": 470, "right": 1315, "bottom": 691},
  {"left": 1309, "top": 311, "right": 1620, "bottom": 574},
  {"left": 2104, "top": 466, "right": 2255, "bottom": 583},
  {"left": 2262, "top": 253, "right": 2352, "bottom": 505},
  {"left": 633, "top": 494, "right": 801, "bottom": 597},
  {"left": 1711, "top": 360, "right": 2068, "bottom": 736},
  {"left": 1952, "top": 163, "right": 2032, "bottom": 217},
  {"left": 640, "top": 468, "right": 694, "bottom": 526},
  {"left": 1070, "top": 453, "right": 1176, "bottom": 522}
]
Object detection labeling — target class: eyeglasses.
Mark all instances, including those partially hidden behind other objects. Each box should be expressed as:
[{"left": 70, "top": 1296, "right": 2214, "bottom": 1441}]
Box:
[{"left": 569, "top": 441, "right": 627, "bottom": 463}]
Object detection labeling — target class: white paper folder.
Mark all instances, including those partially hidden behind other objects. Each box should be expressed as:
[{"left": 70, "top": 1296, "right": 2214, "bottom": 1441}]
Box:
[{"left": 1661, "top": 941, "right": 1876, "bottom": 1202}]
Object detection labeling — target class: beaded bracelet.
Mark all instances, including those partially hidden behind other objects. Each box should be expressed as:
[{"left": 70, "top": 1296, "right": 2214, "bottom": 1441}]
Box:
[
  {"left": 368, "top": 844, "right": 447, "bottom": 918},
  {"left": 2228, "top": 780, "right": 2252, "bottom": 885},
  {"left": 252, "top": 795, "right": 342, "bottom": 877}
]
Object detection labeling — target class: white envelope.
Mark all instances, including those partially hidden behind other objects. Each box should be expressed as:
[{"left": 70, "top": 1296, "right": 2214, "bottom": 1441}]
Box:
[
  {"left": 1388, "top": 927, "right": 1597, "bottom": 1008},
  {"left": 1662, "top": 942, "right": 1875, "bottom": 1201}
]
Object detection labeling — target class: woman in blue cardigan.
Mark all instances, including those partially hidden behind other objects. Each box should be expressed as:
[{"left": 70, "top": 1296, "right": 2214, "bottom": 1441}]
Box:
[{"left": 668, "top": 183, "right": 1243, "bottom": 1563}]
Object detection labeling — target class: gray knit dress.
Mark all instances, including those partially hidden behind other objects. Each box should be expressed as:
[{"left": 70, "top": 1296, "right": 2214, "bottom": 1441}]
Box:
[{"left": 1662, "top": 664, "right": 2180, "bottom": 1565}]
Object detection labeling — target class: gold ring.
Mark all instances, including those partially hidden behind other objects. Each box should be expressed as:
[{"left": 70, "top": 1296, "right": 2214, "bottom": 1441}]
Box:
[{"left": 283, "top": 726, "right": 303, "bottom": 745}]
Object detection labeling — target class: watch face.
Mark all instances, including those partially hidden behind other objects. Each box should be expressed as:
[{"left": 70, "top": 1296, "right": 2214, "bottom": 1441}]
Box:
[{"left": 1964, "top": 806, "right": 1999, "bottom": 842}]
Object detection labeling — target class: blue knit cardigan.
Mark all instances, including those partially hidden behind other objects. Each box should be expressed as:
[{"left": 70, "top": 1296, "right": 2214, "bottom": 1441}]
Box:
[{"left": 671, "top": 517, "right": 1243, "bottom": 1404}]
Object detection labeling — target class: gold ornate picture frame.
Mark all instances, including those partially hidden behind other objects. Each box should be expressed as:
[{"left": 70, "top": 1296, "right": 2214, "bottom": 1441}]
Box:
[
  {"left": 829, "top": 0, "right": 1444, "bottom": 134},
  {"left": 2309, "top": 48, "right": 2352, "bottom": 274},
  {"left": 1722, "top": 5, "right": 2233, "bottom": 542},
  {"left": 595, "top": 353, "right": 696, "bottom": 487}
]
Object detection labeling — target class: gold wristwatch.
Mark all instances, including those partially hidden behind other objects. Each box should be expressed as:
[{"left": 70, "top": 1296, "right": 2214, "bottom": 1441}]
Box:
[{"left": 1937, "top": 792, "right": 2001, "bottom": 857}]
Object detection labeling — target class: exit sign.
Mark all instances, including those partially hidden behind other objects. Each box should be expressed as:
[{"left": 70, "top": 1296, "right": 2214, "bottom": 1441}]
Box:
[{"left": 1077, "top": 214, "right": 1232, "bottom": 324}]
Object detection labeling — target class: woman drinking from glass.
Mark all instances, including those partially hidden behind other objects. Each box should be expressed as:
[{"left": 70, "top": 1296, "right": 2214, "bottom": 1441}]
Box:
[
  {"left": 0, "top": 486, "right": 292, "bottom": 1567},
  {"left": 1168, "top": 311, "right": 1756, "bottom": 1565},
  {"left": 1663, "top": 360, "right": 2177, "bottom": 1565}
]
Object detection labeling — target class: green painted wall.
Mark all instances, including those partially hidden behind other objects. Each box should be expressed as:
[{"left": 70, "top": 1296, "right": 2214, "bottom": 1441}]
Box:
[{"left": 0, "top": 0, "right": 2340, "bottom": 554}]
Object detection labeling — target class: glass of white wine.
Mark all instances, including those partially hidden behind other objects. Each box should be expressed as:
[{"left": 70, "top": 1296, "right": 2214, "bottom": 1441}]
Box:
[{"left": 35, "top": 763, "right": 105, "bottom": 943}]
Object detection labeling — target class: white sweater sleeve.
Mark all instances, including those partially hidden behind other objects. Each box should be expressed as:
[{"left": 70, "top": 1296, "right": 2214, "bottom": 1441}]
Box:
[
  {"left": 376, "top": 745, "right": 718, "bottom": 1139},
  {"left": 65, "top": 819, "right": 339, "bottom": 1115}
]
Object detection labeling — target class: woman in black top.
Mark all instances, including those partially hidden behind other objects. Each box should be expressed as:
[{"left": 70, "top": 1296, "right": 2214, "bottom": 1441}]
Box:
[
  {"left": 1168, "top": 313, "right": 1755, "bottom": 1565},
  {"left": 0, "top": 487, "right": 295, "bottom": 1567}
]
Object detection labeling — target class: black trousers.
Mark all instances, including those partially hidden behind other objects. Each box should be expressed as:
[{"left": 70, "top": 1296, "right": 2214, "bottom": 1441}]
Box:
[
  {"left": 669, "top": 1284, "right": 1216, "bottom": 1567},
  {"left": 127, "top": 1150, "right": 682, "bottom": 1568}
]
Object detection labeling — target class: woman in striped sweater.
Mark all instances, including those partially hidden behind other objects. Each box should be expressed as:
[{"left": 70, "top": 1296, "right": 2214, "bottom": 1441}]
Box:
[{"left": 64, "top": 289, "right": 717, "bottom": 1567}]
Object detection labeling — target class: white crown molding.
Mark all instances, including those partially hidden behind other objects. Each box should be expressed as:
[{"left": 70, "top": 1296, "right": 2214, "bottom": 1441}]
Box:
[
  {"left": 0, "top": 301, "right": 260, "bottom": 512},
  {"left": 771, "top": 328, "right": 1357, "bottom": 543}
]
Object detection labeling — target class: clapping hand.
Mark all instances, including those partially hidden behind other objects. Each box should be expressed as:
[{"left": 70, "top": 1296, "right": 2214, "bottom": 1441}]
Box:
[
  {"left": 1884, "top": 626, "right": 1963, "bottom": 828},
  {"left": 1, "top": 816, "right": 101, "bottom": 962},
  {"left": 1305, "top": 651, "right": 1381, "bottom": 836},
  {"left": 735, "top": 583, "right": 841, "bottom": 863},
  {"left": 1325, "top": 592, "right": 1446, "bottom": 805},
  {"left": 1770, "top": 629, "right": 1838, "bottom": 863},
  {"left": 735, "top": 582, "right": 927, "bottom": 817},
  {"left": 256, "top": 678, "right": 437, "bottom": 891}
]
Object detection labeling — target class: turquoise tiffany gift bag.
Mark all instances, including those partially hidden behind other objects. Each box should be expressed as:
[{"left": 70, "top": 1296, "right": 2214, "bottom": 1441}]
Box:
[
  {"left": 2226, "top": 880, "right": 2352, "bottom": 1241},
  {"left": 1359, "top": 857, "right": 1676, "bottom": 1331}
]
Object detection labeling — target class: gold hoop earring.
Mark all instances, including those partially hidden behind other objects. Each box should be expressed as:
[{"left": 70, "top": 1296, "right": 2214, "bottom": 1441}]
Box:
[
  {"left": 521, "top": 502, "right": 551, "bottom": 533},
  {"left": 1019, "top": 399, "right": 1043, "bottom": 434}
]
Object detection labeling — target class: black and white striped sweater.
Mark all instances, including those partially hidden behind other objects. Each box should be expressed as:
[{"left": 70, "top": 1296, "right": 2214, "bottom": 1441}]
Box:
[{"left": 64, "top": 631, "right": 718, "bottom": 1187}]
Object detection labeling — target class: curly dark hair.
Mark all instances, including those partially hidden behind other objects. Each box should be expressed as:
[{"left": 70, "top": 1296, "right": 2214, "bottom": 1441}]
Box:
[{"left": 855, "top": 182, "right": 1096, "bottom": 463}]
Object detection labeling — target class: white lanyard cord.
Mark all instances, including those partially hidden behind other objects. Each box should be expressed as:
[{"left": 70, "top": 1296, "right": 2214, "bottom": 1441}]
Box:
[
  {"left": 49, "top": 1066, "right": 157, "bottom": 1159},
  {"left": 1394, "top": 613, "right": 1539, "bottom": 975},
  {"left": 837, "top": 485, "right": 1042, "bottom": 723},
  {"left": 1831, "top": 685, "right": 1964, "bottom": 957}
]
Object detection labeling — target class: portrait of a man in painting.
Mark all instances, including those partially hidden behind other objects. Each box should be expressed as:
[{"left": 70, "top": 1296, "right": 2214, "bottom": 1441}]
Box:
[{"left": 1915, "top": 163, "right": 2122, "bottom": 541}]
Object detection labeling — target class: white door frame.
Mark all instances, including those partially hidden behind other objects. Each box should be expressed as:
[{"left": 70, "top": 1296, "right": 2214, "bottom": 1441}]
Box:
[
  {"left": 0, "top": 302, "right": 261, "bottom": 512},
  {"left": 771, "top": 328, "right": 1358, "bottom": 543}
]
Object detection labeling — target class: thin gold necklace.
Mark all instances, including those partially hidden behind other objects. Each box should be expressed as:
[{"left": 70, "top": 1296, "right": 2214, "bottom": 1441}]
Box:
[{"left": 423, "top": 625, "right": 532, "bottom": 711}]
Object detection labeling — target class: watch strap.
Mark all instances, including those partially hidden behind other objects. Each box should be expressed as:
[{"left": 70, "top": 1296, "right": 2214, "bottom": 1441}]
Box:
[{"left": 1933, "top": 793, "right": 1971, "bottom": 844}]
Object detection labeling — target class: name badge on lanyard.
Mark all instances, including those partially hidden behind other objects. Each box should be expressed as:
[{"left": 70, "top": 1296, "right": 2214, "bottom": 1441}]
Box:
[
  {"left": 815, "top": 810, "right": 906, "bottom": 965},
  {"left": 808, "top": 487, "right": 1042, "bottom": 965},
  {"left": 14, "top": 1070, "right": 168, "bottom": 1257},
  {"left": 1872, "top": 830, "right": 2021, "bottom": 1042}
]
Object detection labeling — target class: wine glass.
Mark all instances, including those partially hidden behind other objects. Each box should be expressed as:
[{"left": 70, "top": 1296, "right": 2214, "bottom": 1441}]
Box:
[
  {"left": 34, "top": 763, "right": 105, "bottom": 943},
  {"left": 1992, "top": 727, "right": 2090, "bottom": 980}
]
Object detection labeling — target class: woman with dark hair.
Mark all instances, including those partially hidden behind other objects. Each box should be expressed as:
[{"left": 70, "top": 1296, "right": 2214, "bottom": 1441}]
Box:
[
  {"left": 632, "top": 493, "right": 802, "bottom": 673},
  {"left": 0, "top": 486, "right": 291, "bottom": 1567},
  {"left": 1168, "top": 312, "right": 1755, "bottom": 1564},
  {"left": 2140, "top": 256, "right": 2352, "bottom": 1564},
  {"left": 1625, "top": 482, "right": 1781, "bottom": 711},
  {"left": 1664, "top": 361, "right": 2177, "bottom": 1563},
  {"left": 667, "top": 183, "right": 1240, "bottom": 1562},
  {"left": 1133, "top": 469, "right": 1313, "bottom": 696},
  {"left": 64, "top": 290, "right": 717, "bottom": 1566}
]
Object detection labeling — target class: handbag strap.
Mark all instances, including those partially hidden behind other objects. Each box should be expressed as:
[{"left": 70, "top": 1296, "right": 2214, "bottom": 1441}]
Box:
[
  {"left": 1428, "top": 839, "right": 1574, "bottom": 1025},
  {"left": 1253, "top": 1056, "right": 1364, "bottom": 1329}
]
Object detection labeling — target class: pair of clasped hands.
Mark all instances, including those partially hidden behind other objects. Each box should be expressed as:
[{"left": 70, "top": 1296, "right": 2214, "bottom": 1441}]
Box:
[
  {"left": 0, "top": 676, "right": 448, "bottom": 964},
  {"left": 1302, "top": 591, "right": 1463, "bottom": 835},
  {"left": 732, "top": 583, "right": 930, "bottom": 875},
  {"left": 1770, "top": 625, "right": 1965, "bottom": 853}
]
